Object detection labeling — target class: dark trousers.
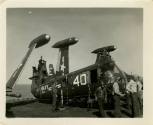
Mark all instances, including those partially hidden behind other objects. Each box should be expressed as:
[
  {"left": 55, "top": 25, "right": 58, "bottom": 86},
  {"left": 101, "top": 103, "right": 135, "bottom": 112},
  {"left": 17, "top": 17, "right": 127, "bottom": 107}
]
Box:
[
  {"left": 107, "top": 93, "right": 114, "bottom": 108},
  {"left": 126, "top": 93, "right": 132, "bottom": 110},
  {"left": 97, "top": 97, "right": 105, "bottom": 117},
  {"left": 131, "top": 92, "right": 141, "bottom": 117},
  {"left": 113, "top": 94, "right": 121, "bottom": 117}
]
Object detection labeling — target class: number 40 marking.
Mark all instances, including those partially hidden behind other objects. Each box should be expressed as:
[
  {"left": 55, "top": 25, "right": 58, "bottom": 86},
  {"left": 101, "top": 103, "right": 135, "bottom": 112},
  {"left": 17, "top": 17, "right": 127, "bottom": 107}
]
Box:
[{"left": 73, "top": 74, "right": 87, "bottom": 86}]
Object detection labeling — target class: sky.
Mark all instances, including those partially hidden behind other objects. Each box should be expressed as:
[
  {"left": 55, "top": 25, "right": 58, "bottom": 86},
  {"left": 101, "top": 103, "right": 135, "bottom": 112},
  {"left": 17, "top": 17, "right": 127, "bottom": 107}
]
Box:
[{"left": 6, "top": 8, "right": 143, "bottom": 85}]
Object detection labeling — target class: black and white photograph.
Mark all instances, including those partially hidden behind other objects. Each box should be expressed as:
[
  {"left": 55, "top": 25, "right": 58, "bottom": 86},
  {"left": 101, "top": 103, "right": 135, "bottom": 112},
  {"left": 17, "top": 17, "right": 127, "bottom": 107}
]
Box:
[{"left": 5, "top": 7, "right": 144, "bottom": 118}]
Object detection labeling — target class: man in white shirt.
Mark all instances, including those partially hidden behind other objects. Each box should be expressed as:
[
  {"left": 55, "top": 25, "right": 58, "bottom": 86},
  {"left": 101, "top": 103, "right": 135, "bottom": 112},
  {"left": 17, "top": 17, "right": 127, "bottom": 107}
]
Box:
[{"left": 126, "top": 78, "right": 141, "bottom": 117}]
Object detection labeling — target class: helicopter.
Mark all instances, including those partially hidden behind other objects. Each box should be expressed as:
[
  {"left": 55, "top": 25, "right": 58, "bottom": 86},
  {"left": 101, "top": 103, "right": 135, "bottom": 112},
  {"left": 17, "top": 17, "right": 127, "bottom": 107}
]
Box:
[{"left": 29, "top": 37, "right": 127, "bottom": 106}]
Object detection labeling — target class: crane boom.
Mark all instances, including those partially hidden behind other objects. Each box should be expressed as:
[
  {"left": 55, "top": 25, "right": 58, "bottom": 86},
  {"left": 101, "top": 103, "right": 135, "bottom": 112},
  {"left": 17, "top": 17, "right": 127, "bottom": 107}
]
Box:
[
  {"left": 6, "top": 34, "right": 50, "bottom": 93},
  {"left": 6, "top": 43, "right": 36, "bottom": 91}
]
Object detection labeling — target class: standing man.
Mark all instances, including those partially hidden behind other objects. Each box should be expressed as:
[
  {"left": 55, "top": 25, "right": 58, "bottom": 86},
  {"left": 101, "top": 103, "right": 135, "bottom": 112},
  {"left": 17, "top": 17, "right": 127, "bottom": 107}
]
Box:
[
  {"left": 52, "top": 81, "right": 58, "bottom": 111},
  {"left": 59, "top": 80, "right": 65, "bottom": 109},
  {"left": 112, "top": 76, "right": 125, "bottom": 117},
  {"left": 95, "top": 79, "right": 106, "bottom": 117},
  {"left": 126, "top": 77, "right": 141, "bottom": 117}
]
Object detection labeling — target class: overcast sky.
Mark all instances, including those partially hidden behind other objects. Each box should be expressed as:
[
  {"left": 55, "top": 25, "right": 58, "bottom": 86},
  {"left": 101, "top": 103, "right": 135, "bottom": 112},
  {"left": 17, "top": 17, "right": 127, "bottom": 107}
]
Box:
[{"left": 6, "top": 8, "right": 143, "bottom": 85}]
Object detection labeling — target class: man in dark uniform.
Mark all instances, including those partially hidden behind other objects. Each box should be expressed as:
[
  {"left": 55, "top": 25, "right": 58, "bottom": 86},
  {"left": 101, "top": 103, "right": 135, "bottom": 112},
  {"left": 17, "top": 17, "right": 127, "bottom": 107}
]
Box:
[
  {"left": 52, "top": 81, "right": 58, "bottom": 111},
  {"left": 95, "top": 79, "right": 106, "bottom": 117},
  {"left": 112, "top": 76, "right": 125, "bottom": 117}
]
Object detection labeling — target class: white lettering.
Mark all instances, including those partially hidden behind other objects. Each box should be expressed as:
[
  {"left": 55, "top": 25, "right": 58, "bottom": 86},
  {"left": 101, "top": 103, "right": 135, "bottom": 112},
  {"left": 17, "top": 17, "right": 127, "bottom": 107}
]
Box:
[
  {"left": 73, "top": 74, "right": 87, "bottom": 86},
  {"left": 73, "top": 75, "right": 80, "bottom": 86},
  {"left": 80, "top": 74, "right": 87, "bottom": 85},
  {"left": 41, "top": 84, "right": 52, "bottom": 93}
]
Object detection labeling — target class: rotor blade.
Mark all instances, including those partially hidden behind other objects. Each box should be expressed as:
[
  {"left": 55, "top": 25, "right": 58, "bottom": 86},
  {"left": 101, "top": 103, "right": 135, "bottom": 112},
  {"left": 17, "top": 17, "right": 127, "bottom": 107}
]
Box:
[{"left": 28, "top": 34, "right": 50, "bottom": 48}]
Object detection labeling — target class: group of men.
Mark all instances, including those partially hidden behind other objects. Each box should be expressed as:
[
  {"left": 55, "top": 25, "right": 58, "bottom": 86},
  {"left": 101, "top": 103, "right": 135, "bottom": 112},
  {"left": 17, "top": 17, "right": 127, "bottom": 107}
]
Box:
[
  {"left": 50, "top": 70, "right": 143, "bottom": 118},
  {"left": 95, "top": 71, "right": 143, "bottom": 117}
]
